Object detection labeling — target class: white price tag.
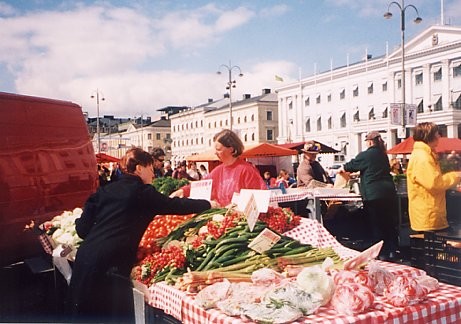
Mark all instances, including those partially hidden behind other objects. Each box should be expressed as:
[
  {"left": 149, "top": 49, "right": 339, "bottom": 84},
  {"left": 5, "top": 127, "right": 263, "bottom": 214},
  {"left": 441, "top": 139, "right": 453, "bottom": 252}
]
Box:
[
  {"left": 248, "top": 228, "right": 281, "bottom": 254},
  {"left": 189, "top": 179, "right": 213, "bottom": 200},
  {"left": 244, "top": 194, "right": 259, "bottom": 231}
]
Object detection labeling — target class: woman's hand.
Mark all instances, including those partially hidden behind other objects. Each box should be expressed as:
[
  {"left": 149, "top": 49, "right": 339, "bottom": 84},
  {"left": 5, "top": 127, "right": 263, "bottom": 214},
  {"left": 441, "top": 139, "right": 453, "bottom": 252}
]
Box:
[
  {"left": 209, "top": 200, "right": 221, "bottom": 208},
  {"left": 169, "top": 189, "right": 184, "bottom": 198}
]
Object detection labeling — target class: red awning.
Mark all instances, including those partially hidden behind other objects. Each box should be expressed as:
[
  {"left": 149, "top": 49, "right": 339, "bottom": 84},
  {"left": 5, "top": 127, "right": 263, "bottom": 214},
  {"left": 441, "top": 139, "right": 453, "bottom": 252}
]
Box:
[
  {"left": 387, "top": 137, "right": 461, "bottom": 154},
  {"left": 96, "top": 153, "right": 120, "bottom": 163},
  {"left": 241, "top": 143, "right": 298, "bottom": 158}
]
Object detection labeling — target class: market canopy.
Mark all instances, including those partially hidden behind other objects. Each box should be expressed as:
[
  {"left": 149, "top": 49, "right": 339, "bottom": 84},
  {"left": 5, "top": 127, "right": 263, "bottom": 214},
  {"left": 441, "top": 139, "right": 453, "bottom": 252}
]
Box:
[
  {"left": 387, "top": 136, "right": 461, "bottom": 154},
  {"left": 277, "top": 141, "right": 339, "bottom": 154},
  {"left": 96, "top": 153, "right": 120, "bottom": 163},
  {"left": 241, "top": 142, "right": 298, "bottom": 158},
  {"left": 186, "top": 150, "right": 219, "bottom": 162}
]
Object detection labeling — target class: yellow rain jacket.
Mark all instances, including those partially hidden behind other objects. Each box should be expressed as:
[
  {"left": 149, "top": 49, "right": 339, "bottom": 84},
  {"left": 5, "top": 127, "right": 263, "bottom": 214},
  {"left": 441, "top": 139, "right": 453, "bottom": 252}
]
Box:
[{"left": 407, "top": 141, "right": 458, "bottom": 231}]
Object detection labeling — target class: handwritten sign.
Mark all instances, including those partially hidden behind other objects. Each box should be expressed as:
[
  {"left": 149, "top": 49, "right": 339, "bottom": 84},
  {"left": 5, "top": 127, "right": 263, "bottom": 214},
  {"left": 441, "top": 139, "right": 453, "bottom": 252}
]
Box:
[
  {"left": 244, "top": 193, "right": 260, "bottom": 231},
  {"left": 189, "top": 179, "right": 213, "bottom": 200},
  {"left": 248, "top": 228, "right": 281, "bottom": 254},
  {"left": 237, "top": 189, "right": 271, "bottom": 213}
]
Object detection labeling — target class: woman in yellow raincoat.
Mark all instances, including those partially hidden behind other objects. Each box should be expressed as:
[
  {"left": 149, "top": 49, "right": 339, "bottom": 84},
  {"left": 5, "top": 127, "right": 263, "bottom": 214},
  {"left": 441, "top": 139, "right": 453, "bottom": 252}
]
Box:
[{"left": 407, "top": 122, "right": 461, "bottom": 232}]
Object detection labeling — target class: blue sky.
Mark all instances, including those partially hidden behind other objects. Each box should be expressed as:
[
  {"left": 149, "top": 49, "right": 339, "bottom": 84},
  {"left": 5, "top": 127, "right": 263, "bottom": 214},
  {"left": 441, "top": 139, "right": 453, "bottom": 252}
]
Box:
[{"left": 1, "top": 0, "right": 460, "bottom": 118}]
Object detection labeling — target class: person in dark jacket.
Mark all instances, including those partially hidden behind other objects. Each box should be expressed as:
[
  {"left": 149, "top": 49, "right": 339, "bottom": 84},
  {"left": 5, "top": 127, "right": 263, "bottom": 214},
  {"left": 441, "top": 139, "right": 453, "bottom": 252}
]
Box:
[
  {"left": 69, "top": 148, "right": 212, "bottom": 323},
  {"left": 338, "top": 131, "right": 398, "bottom": 260}
]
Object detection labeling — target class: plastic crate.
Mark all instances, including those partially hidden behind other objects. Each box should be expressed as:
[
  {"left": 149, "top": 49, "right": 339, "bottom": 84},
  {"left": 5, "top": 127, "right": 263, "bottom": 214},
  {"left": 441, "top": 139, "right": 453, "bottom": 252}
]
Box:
[
  {"left": 409, "top": 234, "right": 426, "bottom": 270},
  {"left": 424, "top": 231, "right": 461, "bottom": 287}
]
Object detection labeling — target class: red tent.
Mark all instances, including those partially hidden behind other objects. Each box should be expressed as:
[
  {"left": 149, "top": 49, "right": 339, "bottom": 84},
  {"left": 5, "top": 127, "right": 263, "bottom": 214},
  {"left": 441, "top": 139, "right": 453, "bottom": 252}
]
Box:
[
  {"left": 387, "top": 137, "right": 461, "bottom": 154},
  {"left": 96, "top": 153, "right": 120, "bottom": 163},
  {"left": 241, "top": 143, "right": 298, "bottom": 158}
]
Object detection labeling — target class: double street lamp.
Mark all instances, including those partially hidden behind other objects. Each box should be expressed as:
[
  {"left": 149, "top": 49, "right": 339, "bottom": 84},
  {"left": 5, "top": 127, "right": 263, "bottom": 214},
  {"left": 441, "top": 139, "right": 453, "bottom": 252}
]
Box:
[
  {"left": 217, "top": 61, "right": 243, "bottom": 131},
  {"left": 91, "top": 89, "right": 105, "bottom": 153},
  {"left": 384, "top": 0, "right": 422, "bottom": 138}
]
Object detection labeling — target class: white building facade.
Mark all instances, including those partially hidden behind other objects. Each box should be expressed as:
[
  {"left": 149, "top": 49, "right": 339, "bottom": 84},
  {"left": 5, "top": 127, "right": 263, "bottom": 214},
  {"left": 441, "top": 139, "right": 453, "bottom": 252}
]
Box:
[
  {"left": 170, "top": 89, "right": 278, "bottom": 164},
  {"left": 276, "top": 25, "right": 461, "bottom": 165}
]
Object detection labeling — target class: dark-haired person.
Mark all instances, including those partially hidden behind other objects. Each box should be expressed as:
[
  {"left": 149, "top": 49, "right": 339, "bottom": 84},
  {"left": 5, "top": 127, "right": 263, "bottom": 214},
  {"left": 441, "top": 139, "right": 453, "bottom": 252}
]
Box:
[
  {"left": 170, "top": 129, "right": 266, "bottom": 206},
  {"left": 338, "top": 131, "right": 398, "bottom": 260},
  {"left": 407, "top": 122, "right": 461, "bottom": 232},
  {"left": 69, "top": 148, "right": 213, "bottom": 323},
  {"left": 151, "top": 147, "right": 166, "bottom": 178}
]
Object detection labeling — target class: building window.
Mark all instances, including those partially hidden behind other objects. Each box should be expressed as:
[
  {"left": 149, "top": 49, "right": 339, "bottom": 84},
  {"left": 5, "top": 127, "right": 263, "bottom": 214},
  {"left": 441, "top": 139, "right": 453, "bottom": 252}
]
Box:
[
  {"left": 453, "top": 93, "right": 461, "bottom": 110},
  {"left": 244, "top": 116, "right": 247, "bottom": 123},
  {"left": 147, "top": 133, "right": 152, "bottom": 140},
  {"left": 305, "top": 97, "right": 310, "bottom": 107},
  {"left": 266, "top": 111, "right": 273, "bottom": 121},
  {"left": 166, "top": 133, "right": 171, "bottom": 140},
  {"left": 244, "top": 134, "right": 248, "bottom": 142},
  {"left": 353, "top": 111, "right": 360, "bottom": 122},
  {"left": 415, "top": 72, "right": 423, "bottom": 85},
  {"left": 340, "top": 113, "right": 346, "bottom": 128},
  {"left": 316, "top": 94, "right": 321, "bottom": 104},
  {"left": 434, "top": 97, "right": 443, "bottom": 111},
  {"left": 317, "top": 117, "right": 322, "bottom": 131},
  {"left": 288, "top": 99, "right": 293, "bottom": 110},
  {"left": 251, "top": 114, "right": 255, "bottom": 122},
  {"left": 267, "top": 129, "right": 273, "bottom": 141},
  {"left": 328, "top": 116, "right": 332, "bottom": 129},
  {"left": 305, "top": 118, "right": 311, "bottom": 132},
  {"left": 453, "top": 64, "right": 461, "bottom": 77},
  {"left": 353, "top": 85, "right": 359, "bottom": 97},
  {"left": 327, "top": 93, "right": 331, "bottom": 102},
  {"left": 368, "top": 82, "right": 373, "bottom": 94},
  {"left": 340, "top": 89, "right": 345, "bottom": 100},
  {"left": 397, "top": 79, "right": 402, "bottom": 88},
  {"left": 382, "top": 82, "right": 388, "bottom": 92},
  {"left": 251, "top": 133, "right": 255, "bottom": 141},
  {"left": 156, "top": 133, "right": 160, "bottom": 140},
  {"left": 382, "top": 107, "right": 388, "bottom": 118},
  {"left": 237, "top": 117, "right": 241, "bottom": 124},
  {"left": 208, "top": 122, "right": 211, "bottom": 128},
  {"left": 417, "top": 99, "right": 424, "bottom": 113},
  {"left": 368, "top": 107, "right": 375, "bottom": 120},
  {"left": 433, "top": 68, "right": 442, "bottom": 81}
]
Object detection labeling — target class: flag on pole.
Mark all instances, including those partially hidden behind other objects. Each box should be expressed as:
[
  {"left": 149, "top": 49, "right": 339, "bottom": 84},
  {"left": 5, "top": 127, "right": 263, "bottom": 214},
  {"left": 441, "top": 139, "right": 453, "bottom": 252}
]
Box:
[{"left": 275, "top": 75, "right": 284, "bottom": 82}]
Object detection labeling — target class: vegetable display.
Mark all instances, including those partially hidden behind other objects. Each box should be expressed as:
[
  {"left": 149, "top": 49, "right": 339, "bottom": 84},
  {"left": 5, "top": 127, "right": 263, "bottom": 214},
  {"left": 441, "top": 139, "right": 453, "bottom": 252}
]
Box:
[
  {"left": 132, "top": 206, "right": 341, "bottom": 291},
  {"left": 152, "top": 177, "right": 189, "bottom": 196}
]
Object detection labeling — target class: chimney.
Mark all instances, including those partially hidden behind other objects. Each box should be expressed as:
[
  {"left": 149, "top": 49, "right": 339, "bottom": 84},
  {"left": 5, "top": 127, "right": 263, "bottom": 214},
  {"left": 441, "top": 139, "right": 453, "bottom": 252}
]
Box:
[
  {"left": 208, "top": 98, "right": 213, "bottom": 103},
  {"left": 262, "top": 88, "right": 271, "bottom": 94},
  {"left": 223, "top": 93, "right": 229, "bottom": 98},
  {"left": 243, "top": 94, "right": 251, "bottom": 99}
]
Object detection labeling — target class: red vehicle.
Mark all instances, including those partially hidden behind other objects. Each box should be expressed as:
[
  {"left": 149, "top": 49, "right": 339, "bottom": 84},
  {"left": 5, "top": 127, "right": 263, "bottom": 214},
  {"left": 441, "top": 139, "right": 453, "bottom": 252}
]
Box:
[{"left": 0, "top": 92, "right": 98, "bottom": 266}]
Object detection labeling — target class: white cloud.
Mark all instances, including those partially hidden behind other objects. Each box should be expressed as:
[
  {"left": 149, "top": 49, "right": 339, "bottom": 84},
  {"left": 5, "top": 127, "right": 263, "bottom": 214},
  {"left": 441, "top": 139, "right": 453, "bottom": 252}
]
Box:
[
  {"left": 259, "top": 4, "right": 289, "bottom": 18},
  {"left": 0, "top": 2, "right": 261, "bottom": 117},
  {"left": 0, "top": 1, "right": 15, "bottom": 16}
]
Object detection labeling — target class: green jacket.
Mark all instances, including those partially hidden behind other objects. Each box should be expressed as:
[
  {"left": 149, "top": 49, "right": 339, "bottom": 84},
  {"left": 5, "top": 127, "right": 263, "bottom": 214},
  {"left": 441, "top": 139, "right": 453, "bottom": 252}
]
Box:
[{"left": 343, "top": 146, "right": 396, "bottom": 201}]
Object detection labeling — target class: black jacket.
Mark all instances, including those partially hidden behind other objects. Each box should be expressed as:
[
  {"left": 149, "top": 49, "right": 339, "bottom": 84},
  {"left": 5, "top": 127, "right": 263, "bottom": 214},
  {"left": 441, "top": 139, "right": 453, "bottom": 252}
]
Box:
[
  {"left": 70, "top": 174, "right": 210, "bottom": 311},
  {"left": 343, "top": 146, "right": 396, "bottom": 201}
]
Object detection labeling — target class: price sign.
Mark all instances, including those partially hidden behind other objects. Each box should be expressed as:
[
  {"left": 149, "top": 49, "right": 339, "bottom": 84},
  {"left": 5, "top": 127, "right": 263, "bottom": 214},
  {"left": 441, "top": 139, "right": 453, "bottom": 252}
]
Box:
[
  {"left": 190, "top": 179, "right": 213, "bottom": 200},
  {"left": 248, "top": 228, "right": 281, "bottom": 254},
  {"left": 244, "top": 193, "right": 259, "bottom": 231}
]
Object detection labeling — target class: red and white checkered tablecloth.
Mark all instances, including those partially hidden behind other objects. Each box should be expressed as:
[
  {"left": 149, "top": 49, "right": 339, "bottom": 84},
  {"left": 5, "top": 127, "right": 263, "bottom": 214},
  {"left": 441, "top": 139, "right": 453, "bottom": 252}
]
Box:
[
  {"left": 269, "top": 188, "right": 313, "bottom": 204},
  {"left": 146, "top": 218, "right": 461, "bottom": 324}
]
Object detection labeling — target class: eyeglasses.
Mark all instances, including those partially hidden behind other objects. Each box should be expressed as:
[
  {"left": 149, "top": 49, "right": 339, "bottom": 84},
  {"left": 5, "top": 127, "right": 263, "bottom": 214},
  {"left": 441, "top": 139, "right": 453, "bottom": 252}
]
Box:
[{"left": 156, "top": 158, "right": 165, "bottom": 163}]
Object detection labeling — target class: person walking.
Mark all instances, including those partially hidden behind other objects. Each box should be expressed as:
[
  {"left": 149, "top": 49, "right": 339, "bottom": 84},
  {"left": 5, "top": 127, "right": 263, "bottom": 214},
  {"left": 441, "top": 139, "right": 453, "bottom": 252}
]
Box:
[{"left": 338, "top": 131, "right": 398, "bottom": 260}]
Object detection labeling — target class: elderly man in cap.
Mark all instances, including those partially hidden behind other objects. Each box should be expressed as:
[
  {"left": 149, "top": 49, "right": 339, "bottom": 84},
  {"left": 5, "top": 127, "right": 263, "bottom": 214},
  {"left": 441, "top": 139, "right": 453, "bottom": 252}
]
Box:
[
  {"left": 338, "top": 131, "right": 398, "bottom": 260},
  {"left": 297, "top": 140, "right": 332, "bottom": 188}
]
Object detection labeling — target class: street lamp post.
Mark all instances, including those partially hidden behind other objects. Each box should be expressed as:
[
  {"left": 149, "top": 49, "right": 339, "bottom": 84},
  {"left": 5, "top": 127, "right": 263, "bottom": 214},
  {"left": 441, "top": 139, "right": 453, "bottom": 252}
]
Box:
[
  {"left": 217, "top": 61, "right": 243, "bottom": 131},
  {"left": 384, "top": 0, "right": 422, "bottom": 138},
  {"left": 91, "top": 89, "right": 105, "bottom": 153}
]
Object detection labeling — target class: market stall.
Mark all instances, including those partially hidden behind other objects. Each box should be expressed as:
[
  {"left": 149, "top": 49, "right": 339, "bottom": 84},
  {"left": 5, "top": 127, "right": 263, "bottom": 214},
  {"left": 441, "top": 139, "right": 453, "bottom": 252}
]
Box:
[{"left": 38, "top": 204, "right": 461, "bottom": 324}]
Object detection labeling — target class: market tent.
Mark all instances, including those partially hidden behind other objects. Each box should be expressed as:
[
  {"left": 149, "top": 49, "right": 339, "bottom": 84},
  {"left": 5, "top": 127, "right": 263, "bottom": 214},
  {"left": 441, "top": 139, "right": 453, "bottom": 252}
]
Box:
[
  {"left": 277, "top": 141, "right": 339, "bottom": 153},
  {"left": 186, "top": 150, "right": 219, "bottom": 162},
  {"left": 96, "top": 152, "right": 120, "bottom": 163},
  {"left": 387, "top": 136, "right": 461, "bottom": 154},
  {"left": 241, "top": 143, "right": 298, "bottom": 158}
]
